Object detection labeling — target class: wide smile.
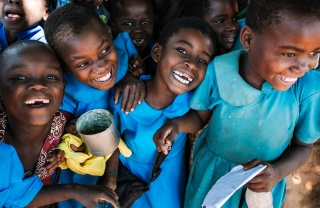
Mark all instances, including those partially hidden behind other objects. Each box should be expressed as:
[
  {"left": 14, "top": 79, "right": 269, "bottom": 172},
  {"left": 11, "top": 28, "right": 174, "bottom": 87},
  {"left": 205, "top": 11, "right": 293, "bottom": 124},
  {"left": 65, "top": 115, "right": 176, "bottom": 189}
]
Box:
[
  {"left": 277, "top": 74, "right": 298, "bottom": 84},
  {"left": 173, "top": 70, "right": 194, "bottom": 85},
  {"left": 222, "top": 35, "right": 236, "bottom": 43},
  {"left": 133, "top": 39, "right": 145, "bottom": 46},
  {"left": 94, "top": 71, "right": 112, "bottom": 82},
  {"left": 24, "top": 98, "right": 51, "bottom": 108}
]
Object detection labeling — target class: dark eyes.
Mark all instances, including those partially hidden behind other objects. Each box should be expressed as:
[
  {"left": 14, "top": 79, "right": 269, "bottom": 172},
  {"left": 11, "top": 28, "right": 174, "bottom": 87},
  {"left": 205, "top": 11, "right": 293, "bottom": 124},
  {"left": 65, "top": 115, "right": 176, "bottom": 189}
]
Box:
[
  {"left": 215, "top": 19, "right": 225, "bottom": 24},
  {"left": 12, "top": 76, "right": 27, "bottom": 80},
  {"left": 177, "top": 48, "right": 208, "bottom": 66},
  {"left": 177, "top": 48, "right": 187, "bottom": 55}
]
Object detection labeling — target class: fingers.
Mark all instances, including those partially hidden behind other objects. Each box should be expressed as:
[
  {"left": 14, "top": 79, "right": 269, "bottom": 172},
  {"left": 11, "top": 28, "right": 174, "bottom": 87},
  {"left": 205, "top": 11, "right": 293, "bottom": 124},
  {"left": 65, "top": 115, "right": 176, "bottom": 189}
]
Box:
[
  {"left": 70, "top": 143, "right": 86, "bottom": 152},
  {"left": 243, "top": 159, "right": 262, "bottom": 171},
  {"left": 120, "top": 81, "right": 145, "bottom": 114},
  {"left": 113, "top": 85, "right": 121, "bottom": 105}
]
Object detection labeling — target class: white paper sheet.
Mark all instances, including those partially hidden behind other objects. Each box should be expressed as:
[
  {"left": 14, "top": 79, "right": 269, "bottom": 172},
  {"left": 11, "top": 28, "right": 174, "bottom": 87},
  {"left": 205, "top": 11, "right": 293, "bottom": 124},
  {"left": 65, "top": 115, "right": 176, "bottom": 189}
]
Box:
[{"left": 202, "top": 164, "right": 267, "bottom": 208}]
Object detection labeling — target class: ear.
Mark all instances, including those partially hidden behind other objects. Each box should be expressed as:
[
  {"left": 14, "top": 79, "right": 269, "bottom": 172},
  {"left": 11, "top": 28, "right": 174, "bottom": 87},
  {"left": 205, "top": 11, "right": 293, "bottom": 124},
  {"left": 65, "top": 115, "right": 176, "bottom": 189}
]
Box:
[
  {"left": 151, "top": 43, "right": 161, "bottom": 63},
  {"left": 43, "top": 7, "right": 50, "bottom": 21},
  {"left": 240, "top": 25, "right": 255, "bottom": 52}
]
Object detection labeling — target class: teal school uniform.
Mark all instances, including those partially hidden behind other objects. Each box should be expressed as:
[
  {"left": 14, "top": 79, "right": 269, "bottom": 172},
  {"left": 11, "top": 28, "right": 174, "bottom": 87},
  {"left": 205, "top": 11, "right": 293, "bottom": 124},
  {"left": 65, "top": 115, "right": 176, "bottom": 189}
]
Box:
[{"left": 184, "top": 50, "right": 320, "bottom": 208}]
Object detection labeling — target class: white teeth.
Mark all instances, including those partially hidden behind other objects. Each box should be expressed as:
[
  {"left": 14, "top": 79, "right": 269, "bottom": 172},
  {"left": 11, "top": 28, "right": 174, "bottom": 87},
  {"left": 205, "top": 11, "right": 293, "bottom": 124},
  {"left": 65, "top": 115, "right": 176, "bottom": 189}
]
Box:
[
  {"left": 173, "top": 73, "right": 190, "bottom": 84},
  {"left": 173, "top": 70, "right": 193, "bottom": 81},
  {"left": 24, "top": 99, "right": 50, "bottom": 105},
  {"left": 94, "top": 72, "right": 111, "bottom": 82},
  {"left": 133, "top": 39, "right": 145, "bottom": 44},
  {"left": 278, "top": 75, "right": 298, "bottom": 83}
]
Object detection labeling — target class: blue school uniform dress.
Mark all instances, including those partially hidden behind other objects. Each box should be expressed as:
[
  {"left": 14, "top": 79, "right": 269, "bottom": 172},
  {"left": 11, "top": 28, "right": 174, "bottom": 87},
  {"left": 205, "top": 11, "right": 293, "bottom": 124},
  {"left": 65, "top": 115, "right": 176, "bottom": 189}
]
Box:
[
  {"left": 113, "top": 89, "right": 193, "bottom": 208},
  {"left": 0, "top": 22, "right": 46, "bottom": 53},
  {"left": 57, "top": 32, "right": 138, "bottom": 208},
  {"left": 0, "top": 143, "right": 43, "bottom": 208},
  {"left": 184, "top": 50, "right": 320, "bottom": 208}
]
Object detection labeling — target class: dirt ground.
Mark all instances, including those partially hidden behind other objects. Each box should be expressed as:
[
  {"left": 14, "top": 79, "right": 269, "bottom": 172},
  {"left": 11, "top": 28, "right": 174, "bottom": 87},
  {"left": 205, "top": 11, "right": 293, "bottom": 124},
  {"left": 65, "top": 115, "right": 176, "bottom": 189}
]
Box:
[{"left": 283, "top": 140, "right": 320, "bottom": 208}]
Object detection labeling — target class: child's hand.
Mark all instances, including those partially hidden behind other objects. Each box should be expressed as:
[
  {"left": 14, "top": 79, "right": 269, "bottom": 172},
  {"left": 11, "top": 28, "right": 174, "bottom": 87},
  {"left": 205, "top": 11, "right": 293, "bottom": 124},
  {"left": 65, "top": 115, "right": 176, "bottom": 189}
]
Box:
[
  {"left": 128, "top": 55, "right": 146, "bottom": 77},
  {"left": 72, "top": 184, "right": 119, "bottom": 208},
  {"left": 114, "top": 73, "right": 145, "bottom": 114},
  {"left": 71, "top": 0, "right": 104, "bottom": 9},
  {"left": 153, "top": 120, "right": 179, "bottom": 155},
  {"left": 65, "top": 120, "right": 80, "bottom": 137},
  {"left": 46, "top": 150, "right": 65, "bottom": 173},
  {"left": 244, "top": 159, "right": 279, "bottom": 192}
]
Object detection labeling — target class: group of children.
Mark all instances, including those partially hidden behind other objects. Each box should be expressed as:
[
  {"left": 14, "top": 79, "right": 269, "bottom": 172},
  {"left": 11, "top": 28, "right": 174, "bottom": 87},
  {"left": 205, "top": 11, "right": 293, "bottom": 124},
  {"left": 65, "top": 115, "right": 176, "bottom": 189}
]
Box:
[{"left": 0, "top": 0, "right": 319, "bottom": 208}]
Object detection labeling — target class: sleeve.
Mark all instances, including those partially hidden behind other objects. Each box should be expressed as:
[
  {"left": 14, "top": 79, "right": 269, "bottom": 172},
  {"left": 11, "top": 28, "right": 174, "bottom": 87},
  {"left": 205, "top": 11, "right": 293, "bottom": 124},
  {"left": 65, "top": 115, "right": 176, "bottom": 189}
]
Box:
[
  {"left": 115, "top": 32, "right": 138, "bottom": 58},
  {"left": 294, "top": 70, "right": 320, "bottom": 144},
  {"left": 59, "top": 93, "right": 77, "bottom": 115},
  {"left": 189, "top": 60, "right": 218, "bottom": 110},
  {"left": 113, "top": 32, "right": 139, "bottom": 83},
  {"left": 0, "top": 143, "right": 43, "bottom": 208}
]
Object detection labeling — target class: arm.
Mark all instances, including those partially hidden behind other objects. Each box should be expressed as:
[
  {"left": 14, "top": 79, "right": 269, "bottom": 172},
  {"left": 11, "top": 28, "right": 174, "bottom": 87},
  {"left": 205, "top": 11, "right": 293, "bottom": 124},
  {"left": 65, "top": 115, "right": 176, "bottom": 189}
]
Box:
[
  {"left": 244, "top": 136, "right": 313, "bottom": 192},
  {"left": 99, "top": 149, "right": 119, "bottom": 191},
  {"left": 27, "top": 183, "right": 119, "bottom": 208},
  {"left": 153, "top": 109, "right": 212, "bottom": 154}
]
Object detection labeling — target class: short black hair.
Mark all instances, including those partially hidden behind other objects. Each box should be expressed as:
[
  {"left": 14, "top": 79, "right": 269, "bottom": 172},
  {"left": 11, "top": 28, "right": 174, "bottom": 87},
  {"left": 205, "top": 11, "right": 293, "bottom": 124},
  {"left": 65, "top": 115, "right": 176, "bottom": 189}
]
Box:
[
  {"left": 184, "top": 0, "right": 212, "bottom": 19},
  {"left": 44, "top": 3, "right": 109, "bottom": 56},
  {"left": 158, "top": 16, "right": 216, "bottom": 57},
  {"left": 246, "top": 0, "right": 320, "bottom": 33},
  {"left": 0, "top": 40, "right": 57, "bottom": 80}
]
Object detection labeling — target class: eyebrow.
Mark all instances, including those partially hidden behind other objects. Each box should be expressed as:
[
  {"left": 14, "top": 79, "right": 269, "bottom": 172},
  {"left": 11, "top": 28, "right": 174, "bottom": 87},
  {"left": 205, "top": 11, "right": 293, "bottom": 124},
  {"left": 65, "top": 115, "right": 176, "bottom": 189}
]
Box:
[
  {"left": 177, "top": 40, "right": 212, "bottom": 59},
  {"left": 279, "top": 46, "right": 305, "bottom": 52},
  {"left": 71, "top": 38, "right": 107, "bottom": 60}
]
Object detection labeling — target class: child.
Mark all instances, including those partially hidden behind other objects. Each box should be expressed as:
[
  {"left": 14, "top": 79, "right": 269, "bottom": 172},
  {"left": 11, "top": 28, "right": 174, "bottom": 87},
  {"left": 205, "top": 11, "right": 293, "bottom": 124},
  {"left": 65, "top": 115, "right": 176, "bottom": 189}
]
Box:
[
  {"left": 113, "top": 17, "right": 216, "bottom": 208},
  {"left": 107, "top": 0, "right": 156, "bottom": 76},
  {"left": 44, "top": 3, "right": 144, "bottom": 207},
  {"left": 0, "top": 40, "right": 118, "bottom": 208},
  {"left": 0, "top": 0, "right": 49, "bottom": 52},
  {"left": 184, "top": 0, "right": 239, "bottom": 55},
  {"left": 153, "top": 0, "right": 320, "bottom": 207}
]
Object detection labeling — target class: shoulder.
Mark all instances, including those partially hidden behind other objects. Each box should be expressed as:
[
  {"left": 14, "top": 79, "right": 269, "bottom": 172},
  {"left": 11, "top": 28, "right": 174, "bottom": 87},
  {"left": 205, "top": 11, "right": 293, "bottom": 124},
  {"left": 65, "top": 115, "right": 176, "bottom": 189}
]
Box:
[{"left": 294, "top": 69, "right": 320, "bottom": 101}]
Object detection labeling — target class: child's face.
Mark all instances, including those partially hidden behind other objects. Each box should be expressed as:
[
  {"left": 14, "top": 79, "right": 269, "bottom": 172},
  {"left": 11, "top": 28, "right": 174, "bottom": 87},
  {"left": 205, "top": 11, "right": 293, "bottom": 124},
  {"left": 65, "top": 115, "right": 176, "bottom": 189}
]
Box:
[
  {"left": 242, "top": 12, "right": 320, "bottom": 91},
  {"left": 60, "top": 23, "right": 118, "bottom": 91},
  {"left": 112, "top": 0, "right": 154, "bottom": 54},
  {"left": 153, "top": 28, "right": 214, "bottom": 95},
  {"left": 0, "top": 45, "right": 64, "bottom": 126},
  {"left": 203, "top": 0, "right": 238, "bottom": 52},
  {"left": 0, "top": 0, "right": 48, "bottom": 32}
]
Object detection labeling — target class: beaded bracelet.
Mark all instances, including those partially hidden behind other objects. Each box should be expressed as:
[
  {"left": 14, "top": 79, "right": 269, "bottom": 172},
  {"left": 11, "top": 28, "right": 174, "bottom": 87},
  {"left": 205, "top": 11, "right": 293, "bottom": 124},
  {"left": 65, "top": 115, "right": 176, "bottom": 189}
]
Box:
[{"left": 105, "top": 170, "right": 118, "bottom": 175}]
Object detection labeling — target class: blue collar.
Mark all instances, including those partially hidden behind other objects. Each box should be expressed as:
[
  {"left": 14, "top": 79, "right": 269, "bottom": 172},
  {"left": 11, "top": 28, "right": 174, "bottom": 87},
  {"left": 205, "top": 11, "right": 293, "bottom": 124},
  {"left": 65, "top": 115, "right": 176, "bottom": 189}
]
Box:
[{"left": 214, "top": 50, "right": 273, "bottom": 106}]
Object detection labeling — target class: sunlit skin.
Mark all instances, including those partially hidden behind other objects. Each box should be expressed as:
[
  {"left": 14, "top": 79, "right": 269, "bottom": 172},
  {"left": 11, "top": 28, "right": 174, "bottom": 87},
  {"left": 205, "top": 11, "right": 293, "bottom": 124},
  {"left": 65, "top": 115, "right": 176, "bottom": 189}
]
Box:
[
  {"left": 203, "top": 0, "right": 238, "bottom": 53},
  {"left": 146, "top": 28, "right": 214, "bottom": 109},
  {"left": 60, "top": 21, "right": 118, "bottom": 91},
  {"left": 240, "top": 12, "right": 320, "bottom": 91},
  {"left": 0, "top": 0, "right": 48, "bottom": 43},
  {"left": 111, "top": 0, "right": 154, "bottom": 57},
  {"left": 0, "top": 44, "right": 64, "bottom": 172}
]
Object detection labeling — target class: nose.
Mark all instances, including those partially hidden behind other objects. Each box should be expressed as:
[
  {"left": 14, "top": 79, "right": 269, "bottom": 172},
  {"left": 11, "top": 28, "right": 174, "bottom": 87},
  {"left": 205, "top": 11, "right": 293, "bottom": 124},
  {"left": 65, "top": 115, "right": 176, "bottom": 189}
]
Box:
[
  {"left": 293, "top": 57, "right": 312, "bottom": 72},
  {"left": 27, "top": 79, "right": 48, "bottom": 90},
  {"left": 8, "top": 0, "right": 22, "bottom": 5},
  {"left": 185, "top": 59, "right": 198, "bottom": 70},
  {"left": 132, "top": 24, "right": 143, "bottom": 34},
  {"left": 225, "top": 21, "right": 238, "bottom": 33},
  {"left": 92, "top": 58, "right": 106, "bottom": 73}
]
